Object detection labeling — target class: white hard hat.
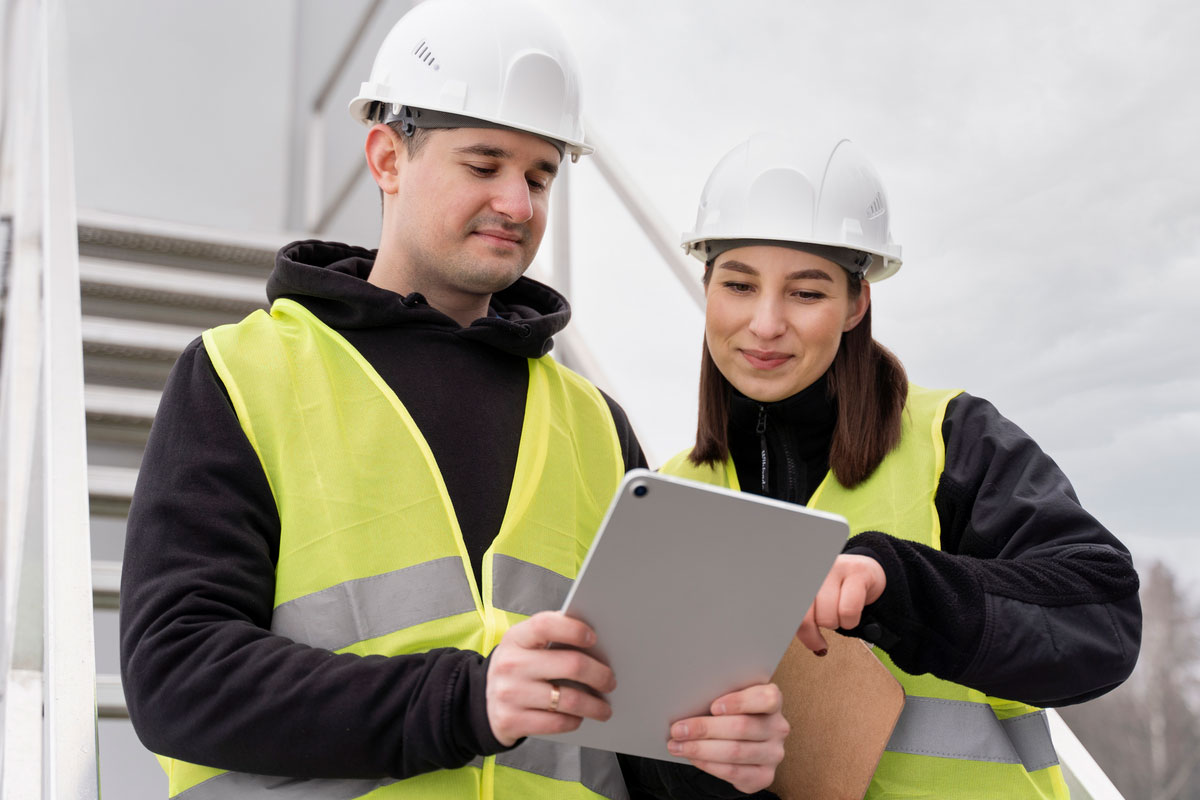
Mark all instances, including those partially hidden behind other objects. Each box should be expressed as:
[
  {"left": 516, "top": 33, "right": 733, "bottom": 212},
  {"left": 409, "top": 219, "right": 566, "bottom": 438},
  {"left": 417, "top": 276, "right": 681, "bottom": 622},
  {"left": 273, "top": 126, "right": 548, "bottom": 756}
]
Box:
[
  {"left": 681, "top": 134, "right": 902, "bottom": 281},
  {"left": 348, "top": 0, "right": 592, "bottom": 159}
]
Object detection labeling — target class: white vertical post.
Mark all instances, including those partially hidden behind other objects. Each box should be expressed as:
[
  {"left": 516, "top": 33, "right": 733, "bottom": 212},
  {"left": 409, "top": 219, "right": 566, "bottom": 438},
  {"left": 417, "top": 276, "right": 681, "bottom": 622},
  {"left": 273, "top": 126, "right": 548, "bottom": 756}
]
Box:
[
  {"left": 0, "top": 0, "right": 49, "bottom": 791},
  {"left": 551, "top": 165, "right": 571, "bottom": 302},
  {"left": 40, "top": 0, "right": 99, "bottom": 795}
]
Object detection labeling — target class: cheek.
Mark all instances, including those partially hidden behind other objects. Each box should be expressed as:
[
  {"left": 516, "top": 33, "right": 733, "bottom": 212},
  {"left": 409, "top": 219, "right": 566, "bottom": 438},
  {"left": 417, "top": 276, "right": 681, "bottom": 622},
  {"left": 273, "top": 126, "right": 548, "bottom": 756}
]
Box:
[
  {"left": 528, "top": 198, "right": 550, "bottom": 234},
  {"left": 804, "top": 313, "right": 848, "bottom": 360},
  {"left": 704, "top": 295, "right": 736, "bottom": 339}
]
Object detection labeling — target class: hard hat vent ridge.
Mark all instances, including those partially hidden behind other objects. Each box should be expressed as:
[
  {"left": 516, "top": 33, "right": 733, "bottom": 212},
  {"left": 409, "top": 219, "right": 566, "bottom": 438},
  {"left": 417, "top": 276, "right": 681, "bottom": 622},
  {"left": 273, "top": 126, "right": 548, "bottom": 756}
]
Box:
[
  {"left": 412, "top": 40, "right": 440, "bottom": 71},
  {"left": 866, "top": 193, "right": 885, "bottom": 220}
]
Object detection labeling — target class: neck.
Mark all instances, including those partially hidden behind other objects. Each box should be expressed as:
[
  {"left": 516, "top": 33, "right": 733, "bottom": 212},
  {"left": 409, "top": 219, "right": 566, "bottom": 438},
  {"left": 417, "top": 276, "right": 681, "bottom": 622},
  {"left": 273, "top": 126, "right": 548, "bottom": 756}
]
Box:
[{"left": 369, "top": 246, "right": 491, "bottom": 328}]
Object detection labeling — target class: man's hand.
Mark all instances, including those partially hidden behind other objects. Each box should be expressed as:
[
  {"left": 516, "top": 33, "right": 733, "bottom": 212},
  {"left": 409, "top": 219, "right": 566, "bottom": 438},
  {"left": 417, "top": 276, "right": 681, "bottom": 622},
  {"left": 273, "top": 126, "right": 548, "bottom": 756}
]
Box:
[
  {"left": 796, "top": 554, "right": 886, "bottom": 654},
  {"left": 666, "top": 682, "right": 789, "bottom": 794},
  {"left": 486, "top": 611, "right": 616, "bottom": 747}
]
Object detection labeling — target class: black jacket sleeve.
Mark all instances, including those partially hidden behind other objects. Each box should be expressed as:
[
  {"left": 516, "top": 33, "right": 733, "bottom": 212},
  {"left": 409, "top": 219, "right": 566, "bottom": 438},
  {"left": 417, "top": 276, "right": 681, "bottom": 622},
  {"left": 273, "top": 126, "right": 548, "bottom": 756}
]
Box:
[
  {"left": 599, "top": 388, "right": 650, "bottom": 473},
  {"left": 119, "top": 340, "right": 507, "bottom": 779},
  {"left": 841, "top": 392, "right": 1141, "bottom": 707}
]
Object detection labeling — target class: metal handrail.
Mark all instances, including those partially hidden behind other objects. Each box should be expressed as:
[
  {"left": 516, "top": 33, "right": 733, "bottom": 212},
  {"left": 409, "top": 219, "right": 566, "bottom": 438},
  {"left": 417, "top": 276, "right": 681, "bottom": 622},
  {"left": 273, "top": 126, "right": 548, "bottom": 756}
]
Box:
[
  {"left": 584, "top": 127, "right": 704, "bottom": 310},
  {"left": 1047, "top": 709, "right": 1125, "bottom": 799},
  {"left": 0, "top": 0, "right": 99, "bottom": 796},
  {"left": 1, "top": 0, "right": 50, "bottom": 792}
]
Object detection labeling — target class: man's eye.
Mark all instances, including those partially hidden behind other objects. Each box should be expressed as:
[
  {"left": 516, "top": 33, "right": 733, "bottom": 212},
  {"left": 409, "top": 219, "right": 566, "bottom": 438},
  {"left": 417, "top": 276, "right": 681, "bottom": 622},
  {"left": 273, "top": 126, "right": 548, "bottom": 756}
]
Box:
[{"left": 468, "top": 165, "right": 496, "bottom": 176}]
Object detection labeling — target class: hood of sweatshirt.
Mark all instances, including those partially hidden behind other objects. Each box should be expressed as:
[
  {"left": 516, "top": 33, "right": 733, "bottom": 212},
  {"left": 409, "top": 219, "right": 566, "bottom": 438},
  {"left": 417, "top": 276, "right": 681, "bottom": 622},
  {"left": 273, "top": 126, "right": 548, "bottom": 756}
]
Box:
[{"left": 266, "top": 239, "right": 571, "bottom": 359}]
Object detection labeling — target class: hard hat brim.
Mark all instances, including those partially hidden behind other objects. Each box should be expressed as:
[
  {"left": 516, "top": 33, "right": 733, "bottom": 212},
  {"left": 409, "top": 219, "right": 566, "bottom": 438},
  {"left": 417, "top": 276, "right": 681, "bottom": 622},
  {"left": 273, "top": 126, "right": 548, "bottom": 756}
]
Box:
[{"left": 348, "top": 95, "right": 595, "bottom": 157}]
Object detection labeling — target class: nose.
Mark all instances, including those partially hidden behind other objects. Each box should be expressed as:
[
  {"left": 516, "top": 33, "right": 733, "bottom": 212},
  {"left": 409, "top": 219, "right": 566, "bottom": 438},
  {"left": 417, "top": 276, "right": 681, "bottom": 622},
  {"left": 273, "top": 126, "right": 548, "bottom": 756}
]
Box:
[
  {"left": 748, "top": 296, "right": 787, "bottom": 340},
  {"left": 490, "top": 173, "right": 534, "bottom": 223}
]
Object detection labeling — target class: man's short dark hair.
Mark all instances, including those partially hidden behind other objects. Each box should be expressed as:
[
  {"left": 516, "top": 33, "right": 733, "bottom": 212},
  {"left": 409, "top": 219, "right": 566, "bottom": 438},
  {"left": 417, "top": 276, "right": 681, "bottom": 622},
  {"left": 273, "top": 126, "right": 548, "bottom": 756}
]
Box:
[
  {"left": 386, "top": 121, "right": 447, "bottom": 160},
  {"left": 377, "top": 122, "right": 456, "bottom": 207}
]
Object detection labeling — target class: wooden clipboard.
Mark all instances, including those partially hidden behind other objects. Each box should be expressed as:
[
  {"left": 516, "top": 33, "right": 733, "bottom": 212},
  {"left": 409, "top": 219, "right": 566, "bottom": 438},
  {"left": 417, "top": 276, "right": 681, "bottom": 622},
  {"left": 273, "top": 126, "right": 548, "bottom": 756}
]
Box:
[{"left": 769, "top": 631, "right": 905, "bottom": 800}]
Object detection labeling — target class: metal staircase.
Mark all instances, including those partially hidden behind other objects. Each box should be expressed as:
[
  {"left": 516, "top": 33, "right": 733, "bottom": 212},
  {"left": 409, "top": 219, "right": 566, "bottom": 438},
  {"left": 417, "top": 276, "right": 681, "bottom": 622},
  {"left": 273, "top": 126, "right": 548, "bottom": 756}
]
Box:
[{"left": 77, "top": 211, "right": 280, "bottom": 751}]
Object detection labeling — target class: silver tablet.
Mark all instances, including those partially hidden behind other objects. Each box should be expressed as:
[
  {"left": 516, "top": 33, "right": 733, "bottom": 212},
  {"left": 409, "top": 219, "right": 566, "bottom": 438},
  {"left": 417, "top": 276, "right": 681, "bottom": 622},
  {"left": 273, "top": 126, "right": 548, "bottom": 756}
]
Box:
[{"left": 535, "top": 468, "right": 849, "bottom": 762}]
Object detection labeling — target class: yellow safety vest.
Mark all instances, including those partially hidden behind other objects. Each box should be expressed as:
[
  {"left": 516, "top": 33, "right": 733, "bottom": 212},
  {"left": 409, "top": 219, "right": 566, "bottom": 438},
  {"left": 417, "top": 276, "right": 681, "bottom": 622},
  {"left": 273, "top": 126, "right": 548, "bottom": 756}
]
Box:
[
  {"left": 161, "top": 298, "right": 628, "bottom": 800},
  {"left": 661, "top": 385, "right": 1069, "bottom": 799}
]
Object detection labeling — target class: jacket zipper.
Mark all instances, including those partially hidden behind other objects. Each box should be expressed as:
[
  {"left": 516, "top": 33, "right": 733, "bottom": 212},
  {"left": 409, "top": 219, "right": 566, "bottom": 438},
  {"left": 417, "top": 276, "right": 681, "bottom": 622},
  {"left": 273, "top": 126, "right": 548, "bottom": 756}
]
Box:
[
  {"left": 756, "top": 405, "right": 769, "bottom": 494},
  {"left": 757, "top": 403, "right": 803, "bottom": 503}
]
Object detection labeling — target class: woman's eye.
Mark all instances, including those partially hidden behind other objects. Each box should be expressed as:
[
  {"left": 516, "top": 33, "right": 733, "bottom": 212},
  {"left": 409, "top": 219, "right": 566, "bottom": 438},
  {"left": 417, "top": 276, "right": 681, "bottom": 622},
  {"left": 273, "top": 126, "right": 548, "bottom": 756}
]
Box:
[
  {"left": 793, "top": 290, "right": 825, "bottom": 301},
  {"left": 722, "top": 281, "right": 753, "bottom": 293}
]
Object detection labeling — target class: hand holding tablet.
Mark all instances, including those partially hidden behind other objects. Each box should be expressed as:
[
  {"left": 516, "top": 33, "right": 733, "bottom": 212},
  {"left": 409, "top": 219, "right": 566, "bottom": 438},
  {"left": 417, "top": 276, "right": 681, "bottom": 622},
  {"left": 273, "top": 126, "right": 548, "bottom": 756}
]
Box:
[{"left": 533, "top": 469, "right": 849, "bottom": 763}]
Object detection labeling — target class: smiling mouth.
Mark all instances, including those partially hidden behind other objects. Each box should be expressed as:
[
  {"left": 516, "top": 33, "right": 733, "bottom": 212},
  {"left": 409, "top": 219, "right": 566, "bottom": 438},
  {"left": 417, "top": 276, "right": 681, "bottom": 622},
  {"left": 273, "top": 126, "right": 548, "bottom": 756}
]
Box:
[
  {"left": 472, "top": 229, "right": 523, "bottom": 246},
  {"left": 741, "top": 350, "right": 792, "bottom": 369}
]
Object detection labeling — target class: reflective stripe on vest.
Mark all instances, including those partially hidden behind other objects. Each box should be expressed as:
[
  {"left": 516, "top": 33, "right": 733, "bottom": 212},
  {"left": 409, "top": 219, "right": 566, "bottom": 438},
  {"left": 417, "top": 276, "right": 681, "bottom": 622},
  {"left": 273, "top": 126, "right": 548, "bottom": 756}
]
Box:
[
  {"left": 177, "top": 739, "right": 628, "bottom": 800},
  {"left": 170, "top": 300, "right": 626, "bottom": 800},
  {"left": 271, "top": 557, "right": 477, "bottom": 651},
  {"left": 887, "top": 699, "right": 1058, "bottom": 772},
  {"left": 269, "top": 555, "right": 574, "bottom": 657},
  {"left": 660, "top": 384, "right": 1069, "bottom": 799},
  {"left": 491, "top": 553, "right": 574, "bottom": 615}
]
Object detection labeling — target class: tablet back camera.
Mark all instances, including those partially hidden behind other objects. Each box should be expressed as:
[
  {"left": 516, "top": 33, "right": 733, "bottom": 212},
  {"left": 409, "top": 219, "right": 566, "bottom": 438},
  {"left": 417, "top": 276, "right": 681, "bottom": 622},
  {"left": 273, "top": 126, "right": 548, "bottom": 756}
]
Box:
[{"left": 632, "top": 482, "right": 649, "bottom": 497}]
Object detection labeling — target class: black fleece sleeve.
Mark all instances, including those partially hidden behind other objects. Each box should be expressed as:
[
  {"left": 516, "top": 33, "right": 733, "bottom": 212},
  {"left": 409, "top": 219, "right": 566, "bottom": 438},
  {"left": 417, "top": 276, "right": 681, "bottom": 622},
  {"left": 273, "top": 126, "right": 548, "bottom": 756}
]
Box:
[
  {"left": 840, "top": 392, "right": 1141, "bottom": 707},
  {"left": 119, "top": 339, "right": 508, "bottom": 779},
  {"left": 599, "top": 389, "right": 650, "bottom": 473}
]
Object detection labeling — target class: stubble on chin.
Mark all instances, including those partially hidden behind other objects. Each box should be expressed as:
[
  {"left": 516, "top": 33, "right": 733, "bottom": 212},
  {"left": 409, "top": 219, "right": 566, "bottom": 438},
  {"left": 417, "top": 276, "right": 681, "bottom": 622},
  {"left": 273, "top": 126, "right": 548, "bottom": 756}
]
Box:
[{"left": 443, "top": 246, "right": 533, "bottom": 296}]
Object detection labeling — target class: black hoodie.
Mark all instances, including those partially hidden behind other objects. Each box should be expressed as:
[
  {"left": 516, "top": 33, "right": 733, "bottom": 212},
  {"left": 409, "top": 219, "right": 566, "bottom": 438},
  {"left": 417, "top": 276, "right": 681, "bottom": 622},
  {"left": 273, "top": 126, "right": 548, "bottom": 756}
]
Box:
[
  {"left": 119, "top": 241, "right": 767, "bottom": 798},
  {"left": 724, "top": 374, "right": 1142, "bottom": 707}
]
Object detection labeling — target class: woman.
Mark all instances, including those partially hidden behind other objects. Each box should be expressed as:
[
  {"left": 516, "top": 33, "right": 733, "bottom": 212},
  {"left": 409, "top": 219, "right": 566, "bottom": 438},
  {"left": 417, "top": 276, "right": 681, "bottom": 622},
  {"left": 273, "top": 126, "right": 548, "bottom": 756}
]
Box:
[{"left": 662, "top": 134, "right": 1141, "bottom": 799}]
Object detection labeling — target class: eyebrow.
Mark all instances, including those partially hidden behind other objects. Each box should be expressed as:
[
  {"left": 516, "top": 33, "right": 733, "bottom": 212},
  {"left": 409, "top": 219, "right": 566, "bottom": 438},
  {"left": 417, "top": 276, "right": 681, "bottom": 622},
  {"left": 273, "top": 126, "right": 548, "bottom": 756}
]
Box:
[
  {"left": 716, "top": 260, "right": 834, "bottom": 282},
  {"left": 453, "top": 144, "right": 559, "bottom": 178}
]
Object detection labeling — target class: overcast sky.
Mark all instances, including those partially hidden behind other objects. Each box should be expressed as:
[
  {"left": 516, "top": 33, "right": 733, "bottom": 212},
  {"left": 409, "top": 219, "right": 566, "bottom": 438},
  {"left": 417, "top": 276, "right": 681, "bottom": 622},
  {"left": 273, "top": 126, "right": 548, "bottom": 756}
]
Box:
[
  {"left": 535, "top": 0, "right": 1200, "bottom": 593},
  {"left": 63, "top": 0, "right": 1198, "bottom": 789},
  {"left": 67, "top": 0, "right": 1200, "bottom": 599}
]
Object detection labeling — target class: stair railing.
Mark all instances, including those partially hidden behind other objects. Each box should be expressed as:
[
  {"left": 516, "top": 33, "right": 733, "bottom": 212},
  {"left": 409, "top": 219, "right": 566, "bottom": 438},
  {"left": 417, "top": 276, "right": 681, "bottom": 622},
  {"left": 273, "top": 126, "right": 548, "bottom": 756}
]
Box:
[{"left": 0, "top": 0, "right": 99, "bottom": 796}]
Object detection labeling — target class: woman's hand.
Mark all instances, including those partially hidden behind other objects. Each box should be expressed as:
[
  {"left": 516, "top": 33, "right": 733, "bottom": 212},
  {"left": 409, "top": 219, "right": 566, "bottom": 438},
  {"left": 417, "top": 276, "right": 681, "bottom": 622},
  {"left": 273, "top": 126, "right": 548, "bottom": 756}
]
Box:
[
  {"left": 486, "top": 611, "right": 616, "bottom": 747},
  {"left": 796, "top": 554, "right": 886, "bottom": 654},
  {"left": 666, "top": 682, "right": 790, "bottom": 794}
]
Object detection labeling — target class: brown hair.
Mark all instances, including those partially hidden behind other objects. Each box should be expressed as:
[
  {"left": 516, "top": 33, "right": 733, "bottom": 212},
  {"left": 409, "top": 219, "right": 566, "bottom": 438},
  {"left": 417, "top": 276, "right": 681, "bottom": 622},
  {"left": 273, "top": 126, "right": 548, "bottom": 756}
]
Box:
[
  {"left": 386, "top": 121, "right": 440, "bottom": 160},
  {"left": 690, "top": 264, "right": 908, "bottom": 488}
]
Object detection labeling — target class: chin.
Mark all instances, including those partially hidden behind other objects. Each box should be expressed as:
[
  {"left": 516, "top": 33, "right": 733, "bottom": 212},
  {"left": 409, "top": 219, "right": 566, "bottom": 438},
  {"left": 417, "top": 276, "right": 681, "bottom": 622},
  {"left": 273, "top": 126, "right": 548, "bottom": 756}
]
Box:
[
  {"left": 463, "top": 261, "right": 530, "bottom": 294},
  {"left": 738, "top": 375, "right": 809, "bottom": 404}
]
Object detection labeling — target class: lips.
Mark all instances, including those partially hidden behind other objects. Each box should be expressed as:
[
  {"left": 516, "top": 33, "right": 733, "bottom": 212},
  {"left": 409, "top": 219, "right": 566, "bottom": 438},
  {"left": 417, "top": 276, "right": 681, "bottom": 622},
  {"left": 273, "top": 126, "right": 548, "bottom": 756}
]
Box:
[
  {"left": 741, "top": 349, "right": 792, "bottom": 369},
  {"left": 472, "top": 228, "right": 523, "bottom": 246}
]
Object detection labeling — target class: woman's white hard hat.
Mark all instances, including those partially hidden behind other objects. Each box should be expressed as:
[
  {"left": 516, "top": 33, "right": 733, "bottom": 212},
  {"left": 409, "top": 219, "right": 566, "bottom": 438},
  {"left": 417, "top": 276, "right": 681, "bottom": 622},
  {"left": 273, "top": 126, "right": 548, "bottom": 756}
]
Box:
[
  {"left": 348, "top": 0, "right": 592, "bottom": 160},
  {"left": 681, "top": 134, "right": 902, "bottom": 281}
]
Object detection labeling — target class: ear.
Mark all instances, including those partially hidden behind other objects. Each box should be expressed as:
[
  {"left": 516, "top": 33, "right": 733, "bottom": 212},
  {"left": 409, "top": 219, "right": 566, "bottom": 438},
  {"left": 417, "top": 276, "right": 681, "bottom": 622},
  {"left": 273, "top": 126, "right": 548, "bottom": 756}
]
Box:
[
  {"left": 365, "top": 123, "right": 404, "bottom": 194},
  {"left": 843, "top": 280, "right": 871, "bottom": 332}
]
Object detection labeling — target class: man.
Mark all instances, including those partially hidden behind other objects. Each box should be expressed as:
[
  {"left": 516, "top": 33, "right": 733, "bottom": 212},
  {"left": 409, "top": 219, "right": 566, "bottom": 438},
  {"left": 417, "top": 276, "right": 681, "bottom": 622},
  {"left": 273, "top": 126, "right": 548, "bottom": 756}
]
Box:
[{"left": 119, "top": 1, "right": 788, "bottom": 798}]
